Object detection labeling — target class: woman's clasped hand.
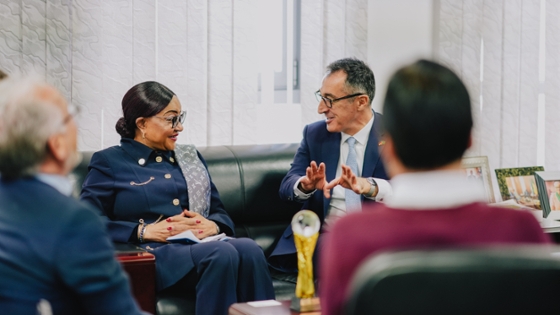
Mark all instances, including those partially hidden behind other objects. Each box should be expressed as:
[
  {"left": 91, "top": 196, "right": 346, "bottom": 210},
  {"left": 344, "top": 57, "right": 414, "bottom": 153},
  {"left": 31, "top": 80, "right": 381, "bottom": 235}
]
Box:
[{"left": 144, "top": 210, "right": 219, "bottom": 242}]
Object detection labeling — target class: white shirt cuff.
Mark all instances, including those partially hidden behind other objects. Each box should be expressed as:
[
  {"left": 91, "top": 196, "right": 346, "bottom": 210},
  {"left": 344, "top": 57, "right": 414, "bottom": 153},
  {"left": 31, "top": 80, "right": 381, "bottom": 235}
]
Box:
[
  {"left": 363, "top": 177, "right": 392, "bottom": 202},
  {"left": 293, "top": 177, "right": 315, "bottom": 200}
]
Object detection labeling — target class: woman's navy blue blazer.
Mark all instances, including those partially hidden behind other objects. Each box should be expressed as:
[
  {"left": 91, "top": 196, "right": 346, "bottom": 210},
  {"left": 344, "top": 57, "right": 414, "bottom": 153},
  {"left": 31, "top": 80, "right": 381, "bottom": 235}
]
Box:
[{"left": 80, "top": 138, "right": 235, "bottom": 290}]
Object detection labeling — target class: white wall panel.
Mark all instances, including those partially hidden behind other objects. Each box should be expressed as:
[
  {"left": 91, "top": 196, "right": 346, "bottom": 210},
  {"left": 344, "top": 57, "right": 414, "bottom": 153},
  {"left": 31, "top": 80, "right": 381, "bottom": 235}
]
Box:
[
  {"left": 300, "top": 0, "right": 324, "bottom": 126},
  {"left": 0, "top": 1, "right": 22, "bottom": 74},
  {"left": 545, "top": 0, "right": 560, "bottom": 171},
  {"left": 500, "top": 0, "right": 522, "bottom": 168},
  {"left": 101, "top": 0, "right": 133, "bottom": 148},
  {"left": 157, "top": 0, "right": 189, "bottom": 144},
  {"left": 185, "top": 0, "right": 208, "bottom": 146},
  {"left": 46, "top": 0, "right": 72, "bottom": 101},
  {"left": 345, "top": 0, "right": 367, "bottom": 61},
  {"left": 22, "top": 0, "right": 46, "bottom": 77},
  {"left": 1, "top": 0, "right": 373, "bottom": 148},
  {"left": 460, "top": 0, "right": 482, "bottom": 156},
  {"left": 324, "top": 0, "right": 345, "bottom": 66},
  {"left": 207, "top": 0, "right": 233, "bottom": 146},
  {"left": 437, "top": 0, "right": 463, "bottom": 74},
  {"left": 368, "top": 0, "right": 433, "bottom": 112},
  {"left": 517, "top": 0, "right": 540, "bottom": 167},
  {"left": 480, "top": 0, "right": 504, "bottom": 202},
  {"left": 132, "top": 0, "right": 156, "bottom": 84},
  {"left": 232, "top": 0, "right": 258, "bottom": 145},
  {"left": 72, "top": 0, "right": 104, "bottom": 151}
]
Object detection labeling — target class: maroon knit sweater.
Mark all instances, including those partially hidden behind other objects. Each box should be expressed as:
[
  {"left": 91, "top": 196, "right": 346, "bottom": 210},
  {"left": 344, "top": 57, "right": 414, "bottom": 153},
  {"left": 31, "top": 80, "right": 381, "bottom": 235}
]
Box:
[{"left": 320, "top": 202, "right": 551, "bottom": 315}]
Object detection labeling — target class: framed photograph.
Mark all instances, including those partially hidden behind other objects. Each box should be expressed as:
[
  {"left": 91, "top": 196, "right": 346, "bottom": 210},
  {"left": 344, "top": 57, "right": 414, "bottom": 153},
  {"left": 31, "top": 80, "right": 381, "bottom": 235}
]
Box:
[
  {"left": 495, "top": 166, "right": 544, "bottom": 209},
  {"left": 533, "top": 171, "right": 560, "bottom": 219},
  {"left": 461, "top": 156, "right": 495, "bottom": 203}
]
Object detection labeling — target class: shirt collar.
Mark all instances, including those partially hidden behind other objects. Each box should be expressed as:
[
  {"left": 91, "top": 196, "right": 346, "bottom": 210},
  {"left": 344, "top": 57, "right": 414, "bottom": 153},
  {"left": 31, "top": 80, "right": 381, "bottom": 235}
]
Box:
[
  {"left": 341, "top": 111, "right": 374, "bottom": 145},
  {"left": 385, "top": 170, "right": 487, "bottom": 210},
  {"left": 35, "top": 173, "right": 73, "bottom": 196}
]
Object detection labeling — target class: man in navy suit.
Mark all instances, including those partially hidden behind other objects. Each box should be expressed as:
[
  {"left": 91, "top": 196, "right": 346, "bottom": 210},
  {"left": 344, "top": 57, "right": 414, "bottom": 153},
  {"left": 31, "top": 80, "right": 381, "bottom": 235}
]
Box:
[
  {"left": 269, "top": 58, "right": 391, "bottom": 273},
  {"left": 0, "top": 77, "right": 145, "bottom": 315}
]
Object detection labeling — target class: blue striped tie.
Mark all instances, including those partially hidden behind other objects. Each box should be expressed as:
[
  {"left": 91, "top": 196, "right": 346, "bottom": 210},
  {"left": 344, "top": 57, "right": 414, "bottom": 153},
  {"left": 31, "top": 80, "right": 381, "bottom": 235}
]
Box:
[{"left": 345, "top": 137, "right": 362, "bottom": 212}]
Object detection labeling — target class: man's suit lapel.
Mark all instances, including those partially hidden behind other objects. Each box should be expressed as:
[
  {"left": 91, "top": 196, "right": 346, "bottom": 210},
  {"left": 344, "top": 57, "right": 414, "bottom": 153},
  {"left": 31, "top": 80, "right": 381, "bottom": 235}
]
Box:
[
  {"left": 363, "top": 111, "right": 384, "bottom": 177},
  {"left": 321, "top": 131, "right": 340, "bottom": 217}
]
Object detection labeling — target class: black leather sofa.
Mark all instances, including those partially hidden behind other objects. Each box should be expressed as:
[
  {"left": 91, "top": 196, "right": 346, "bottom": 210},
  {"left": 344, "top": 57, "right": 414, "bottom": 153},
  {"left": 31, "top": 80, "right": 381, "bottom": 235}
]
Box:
[{"left": 71, "top": 143, "right": 301, "bottom": 315}]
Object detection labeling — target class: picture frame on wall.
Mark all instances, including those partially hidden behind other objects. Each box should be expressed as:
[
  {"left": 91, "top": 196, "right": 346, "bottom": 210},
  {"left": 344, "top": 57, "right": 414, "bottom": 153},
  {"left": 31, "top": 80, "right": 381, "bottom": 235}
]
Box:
[
  {"left": 533, "top": 171, "right": 560, "bottom": 219},
  {"left": 461, "top": 156, "right": 495, "bottom": 203},
  {"left": 495, "top": 166, "right": 544, "bottom": 210}
]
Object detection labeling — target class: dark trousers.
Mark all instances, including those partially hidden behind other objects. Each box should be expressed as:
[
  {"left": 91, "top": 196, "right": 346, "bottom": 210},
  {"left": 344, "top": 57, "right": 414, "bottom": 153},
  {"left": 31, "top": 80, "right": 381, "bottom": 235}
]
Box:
[{"left": 166, "top": 238, "right": 275, "bottom": 315}]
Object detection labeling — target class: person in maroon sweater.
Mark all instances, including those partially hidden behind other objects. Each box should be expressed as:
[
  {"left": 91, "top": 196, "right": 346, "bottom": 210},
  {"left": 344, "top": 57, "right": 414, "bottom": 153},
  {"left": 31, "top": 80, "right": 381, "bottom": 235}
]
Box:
[{"left": 319, "top": 60, "right": 551, "bottom": 315}]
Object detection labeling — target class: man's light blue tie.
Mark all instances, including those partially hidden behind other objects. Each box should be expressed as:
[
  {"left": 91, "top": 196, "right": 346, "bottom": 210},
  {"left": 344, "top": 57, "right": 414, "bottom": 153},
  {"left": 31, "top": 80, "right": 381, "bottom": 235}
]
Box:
[{"left": 345, "top": 137, "right": 362, "bottom": 212}]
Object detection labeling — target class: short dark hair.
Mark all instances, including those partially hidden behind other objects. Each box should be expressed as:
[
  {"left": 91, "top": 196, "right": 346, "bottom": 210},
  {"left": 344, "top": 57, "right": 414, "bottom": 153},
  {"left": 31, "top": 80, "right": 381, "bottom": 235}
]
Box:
[
  {"left": 115, "top": 81, "right": 175, "bottom": 138},
  {"left": 326, "top": 58, "right": 375, "bottom": 105},
  {"left": 383, "top": 60, "right": 472, "bottom": 169}
]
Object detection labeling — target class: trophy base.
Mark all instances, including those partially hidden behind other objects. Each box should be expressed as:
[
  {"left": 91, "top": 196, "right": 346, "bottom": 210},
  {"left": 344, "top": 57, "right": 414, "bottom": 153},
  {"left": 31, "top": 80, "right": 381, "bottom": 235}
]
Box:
[{"left": 290, "top": 296, "right": 321, "bottom": 312}]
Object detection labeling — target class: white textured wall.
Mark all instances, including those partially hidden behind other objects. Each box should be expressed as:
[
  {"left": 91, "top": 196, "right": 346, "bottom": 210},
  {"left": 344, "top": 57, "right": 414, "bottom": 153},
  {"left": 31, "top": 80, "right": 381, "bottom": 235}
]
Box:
[
  {"left": 368, "top": 0, "right": 434, "bottom": 112},
  {"left": 0, "top": 0, "right": 370, "bottom": 149},
  {"left": 299, "top": 0, "right": 369, "bottom": 126},
  {"left": 434, "top": 0, "right": 560, "bottom": 201}
]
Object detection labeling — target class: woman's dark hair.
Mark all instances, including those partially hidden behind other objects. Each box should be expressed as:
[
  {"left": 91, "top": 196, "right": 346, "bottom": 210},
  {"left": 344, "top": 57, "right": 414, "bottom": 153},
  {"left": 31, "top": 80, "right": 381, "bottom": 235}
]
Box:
[
  {"left": 115, "top": 81, "right": 176, "bottom": 138},
  {"left": 383, "top": 59, "right": 472, "bottom": 169}
]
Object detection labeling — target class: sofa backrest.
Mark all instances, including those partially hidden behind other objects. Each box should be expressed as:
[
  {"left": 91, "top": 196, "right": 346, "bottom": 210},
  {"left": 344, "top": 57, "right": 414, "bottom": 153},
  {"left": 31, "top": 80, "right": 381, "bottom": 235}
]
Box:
[
  {"left": 345, "top": 246, "right": 560, "bottom": 315},
  {"left": 71, "top": 143, "right": 302, "bottom": 257}
]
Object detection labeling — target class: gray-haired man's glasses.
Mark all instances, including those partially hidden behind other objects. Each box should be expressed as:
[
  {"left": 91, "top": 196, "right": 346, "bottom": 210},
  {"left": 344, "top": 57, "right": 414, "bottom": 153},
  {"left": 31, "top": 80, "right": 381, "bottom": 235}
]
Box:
[
  {"left": 314, "top": 90, "right": 365, "bottom": 108},
  {"left": 62, "top": 104, "right": 80, "bottom": 125}
]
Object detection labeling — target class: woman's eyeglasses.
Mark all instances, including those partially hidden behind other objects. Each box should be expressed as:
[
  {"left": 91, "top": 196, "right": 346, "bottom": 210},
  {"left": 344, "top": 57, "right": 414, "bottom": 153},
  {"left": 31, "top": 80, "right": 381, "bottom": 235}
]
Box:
[{"left": 154, "top": 111, "right": 186, "bottom": 129}]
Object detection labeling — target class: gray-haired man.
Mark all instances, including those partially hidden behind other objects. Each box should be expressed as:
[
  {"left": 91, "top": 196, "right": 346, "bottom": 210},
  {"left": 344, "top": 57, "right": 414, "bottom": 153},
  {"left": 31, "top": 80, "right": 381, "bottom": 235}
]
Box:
[{"left": 0, "top": 77, "right": 147, "bottom": 315}]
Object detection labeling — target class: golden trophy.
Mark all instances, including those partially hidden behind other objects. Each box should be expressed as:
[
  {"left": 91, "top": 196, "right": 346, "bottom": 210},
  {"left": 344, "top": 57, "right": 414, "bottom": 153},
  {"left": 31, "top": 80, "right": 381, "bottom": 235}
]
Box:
[{"left": 290, "top": 210, "right": 321, "bottom": 312}]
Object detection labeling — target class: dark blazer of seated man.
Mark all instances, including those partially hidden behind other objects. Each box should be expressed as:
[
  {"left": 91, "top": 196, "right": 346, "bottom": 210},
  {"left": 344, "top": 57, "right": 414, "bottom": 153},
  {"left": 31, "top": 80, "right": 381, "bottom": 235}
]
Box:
[
  {"left": 270, "top": 58, "right": 391, "bottom": 273},
  {"left": 0, "top": 78, "right": 145, "bottom": 315},
  {"left": 319, "top": 60, "right": 551, "bottom": 315}
]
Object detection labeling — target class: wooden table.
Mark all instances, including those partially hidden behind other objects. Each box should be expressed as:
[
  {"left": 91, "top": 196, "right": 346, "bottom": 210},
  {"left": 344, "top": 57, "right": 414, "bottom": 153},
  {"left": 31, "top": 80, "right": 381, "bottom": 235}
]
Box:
[
  {"left": 229, "top": 299, "right": 321, "bottom": 315},
  {"left": 115, "top": 243, "right": 156, "bottom": 315}
]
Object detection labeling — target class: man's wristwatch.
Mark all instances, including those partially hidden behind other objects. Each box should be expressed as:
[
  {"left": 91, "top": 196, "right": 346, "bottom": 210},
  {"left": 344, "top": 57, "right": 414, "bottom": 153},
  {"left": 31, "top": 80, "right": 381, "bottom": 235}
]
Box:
[{"left": 364, "top": 178, "right": 378, "bottom": 197}]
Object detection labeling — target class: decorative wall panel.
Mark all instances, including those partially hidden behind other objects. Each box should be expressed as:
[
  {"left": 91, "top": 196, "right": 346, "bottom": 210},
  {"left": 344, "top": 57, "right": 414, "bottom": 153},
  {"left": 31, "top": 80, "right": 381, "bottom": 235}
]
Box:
[
  {"left": 517, "top": 0, "right": 540, "bottom": 167},
  {"left": 479, "top": 0, "right": 504, "bottom": 174},
  {"left": 324, "top": 0, "right": 345, "bottom": 69},
  {"left": 207, "top": 0, "right": 233, "bottom": 146},
  {"left": 0, "top": 0, "right": 369, "bottom": 149},
  {"left": 46, "top": 0, "right": 72, "bottom": 101},
  {"left": 185, "top": 0, "right": 208, "bottom": 146},
  {"left": 300, "top": 0, "right": 325, "bottom": 126},
  {"left": 545, "top": 0, "right": 560, "bottom": 171},
  {"left": 232, "top": 0, "right": 258, "bottom": 145},
  {"left": 72, "top": 0, "right": 104, "bottom": 150},
  {"left": 501, "top": 0, "right": 523, "bottom": 168},
  {"left": 435, "top": 0, "right": 560, "bottom": 201},
  {"left": 460, "top": 0, "right": 482, "bottom": 156},
  {"left": 345, "top": 0, "right": 368, "bottom": 61}
]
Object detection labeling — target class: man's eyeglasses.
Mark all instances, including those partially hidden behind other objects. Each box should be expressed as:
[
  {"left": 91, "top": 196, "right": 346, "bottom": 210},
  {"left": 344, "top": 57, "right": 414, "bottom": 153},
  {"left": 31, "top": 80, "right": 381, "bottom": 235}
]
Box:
[
  {"left": 154, "top": 111, "right": 186, "bottom": 129},
  {"left": 314, "top": 90, "right": 365, "bottom": 108},
  {"left": 62, "top": 104, "right": 80, "bottom": 125}
]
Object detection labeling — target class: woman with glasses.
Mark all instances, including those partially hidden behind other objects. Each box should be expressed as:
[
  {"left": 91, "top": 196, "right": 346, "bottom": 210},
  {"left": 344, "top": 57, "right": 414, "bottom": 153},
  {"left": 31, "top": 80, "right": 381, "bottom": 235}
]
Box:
[{"left": 80, "top": 81, "right": 274, "bottom": 315}]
